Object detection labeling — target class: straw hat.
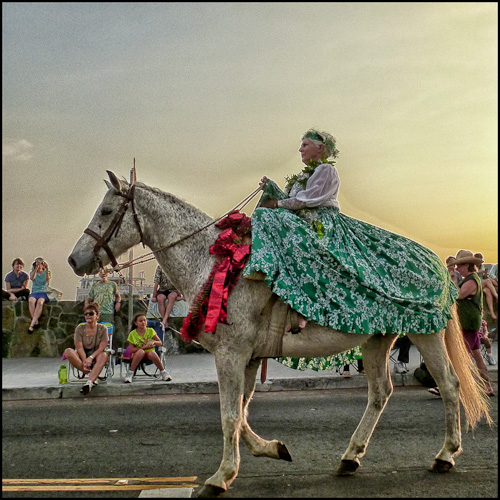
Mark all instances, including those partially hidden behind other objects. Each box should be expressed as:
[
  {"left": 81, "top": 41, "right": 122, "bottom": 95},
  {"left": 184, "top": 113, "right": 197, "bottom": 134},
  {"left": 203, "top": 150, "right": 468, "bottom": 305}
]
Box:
[{"left": 448, "top": 249, "right": 483, "bottom": 267}]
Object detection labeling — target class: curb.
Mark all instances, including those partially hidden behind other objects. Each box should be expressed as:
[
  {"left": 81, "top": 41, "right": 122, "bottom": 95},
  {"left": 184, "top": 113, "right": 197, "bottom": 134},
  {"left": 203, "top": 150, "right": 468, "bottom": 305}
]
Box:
[{"left": 5, "top": 371, "right": 496, "bottom": 401}]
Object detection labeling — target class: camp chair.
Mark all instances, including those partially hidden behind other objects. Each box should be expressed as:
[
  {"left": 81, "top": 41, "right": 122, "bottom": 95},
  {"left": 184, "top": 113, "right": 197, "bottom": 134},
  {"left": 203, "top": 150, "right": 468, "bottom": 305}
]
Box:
[
  {"left": 64, "top": 322, "right": 115, "bottom": 384},
  {"left": 117, "top": 320, "right": 168, "bottom": 381}
]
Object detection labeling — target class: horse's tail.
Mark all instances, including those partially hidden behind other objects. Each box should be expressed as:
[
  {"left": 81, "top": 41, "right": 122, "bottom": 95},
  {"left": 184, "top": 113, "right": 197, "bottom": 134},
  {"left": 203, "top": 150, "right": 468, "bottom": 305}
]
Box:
[{"left": 444, "top": 304, "right": 492, "bottom": 428}]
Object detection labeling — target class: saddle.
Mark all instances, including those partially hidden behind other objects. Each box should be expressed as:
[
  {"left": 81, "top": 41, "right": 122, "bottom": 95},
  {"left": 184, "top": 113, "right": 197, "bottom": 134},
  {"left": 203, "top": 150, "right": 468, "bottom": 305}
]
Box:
[{"left": 253, "top": 293, "right": 301, "bottom": 359}]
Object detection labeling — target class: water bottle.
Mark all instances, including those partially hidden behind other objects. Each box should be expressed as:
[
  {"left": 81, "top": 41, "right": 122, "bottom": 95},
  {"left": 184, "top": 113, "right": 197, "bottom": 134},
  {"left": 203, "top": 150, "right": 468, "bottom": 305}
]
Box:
[{"left": 58, "top": 364, "right": 68, "bottom": 384}]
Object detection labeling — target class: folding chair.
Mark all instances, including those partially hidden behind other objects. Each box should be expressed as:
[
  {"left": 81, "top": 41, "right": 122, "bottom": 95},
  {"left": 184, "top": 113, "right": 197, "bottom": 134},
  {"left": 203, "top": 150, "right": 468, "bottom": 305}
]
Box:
[
  {"left": 117, "top": 320, "right": 168, "bottom": 381},
  {"left": 65, "top": 322, "right": 115, "bottom": 384}
]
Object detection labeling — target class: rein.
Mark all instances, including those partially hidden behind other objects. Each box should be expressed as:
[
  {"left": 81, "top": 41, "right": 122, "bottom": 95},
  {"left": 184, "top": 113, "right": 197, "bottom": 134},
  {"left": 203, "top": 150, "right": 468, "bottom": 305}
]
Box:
[{"left": 85, "top": 183, "right": 262, "bottom": 273}]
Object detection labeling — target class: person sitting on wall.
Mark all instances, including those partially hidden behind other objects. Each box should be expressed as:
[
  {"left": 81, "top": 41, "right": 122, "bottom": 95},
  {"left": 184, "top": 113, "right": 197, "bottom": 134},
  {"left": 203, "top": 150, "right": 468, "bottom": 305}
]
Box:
[
  {"left": 3, "top": 258, "right": 30, "bottom": 301},
  {"left": 151, "top": 264, "right": 184, "bottom": 328}
]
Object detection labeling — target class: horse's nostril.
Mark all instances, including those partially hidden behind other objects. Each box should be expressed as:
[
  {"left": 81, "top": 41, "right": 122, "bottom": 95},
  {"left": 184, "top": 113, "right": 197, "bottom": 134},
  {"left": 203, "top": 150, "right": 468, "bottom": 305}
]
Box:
[{"left": 68, "top": 256, "right": 76, "bottom": 270}]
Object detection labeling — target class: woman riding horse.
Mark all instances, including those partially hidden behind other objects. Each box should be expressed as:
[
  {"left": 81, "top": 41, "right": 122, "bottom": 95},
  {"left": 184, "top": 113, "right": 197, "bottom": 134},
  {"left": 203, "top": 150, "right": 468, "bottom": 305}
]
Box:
[{"left": 244, "top": 129, "right": 458, "bottom": 370}]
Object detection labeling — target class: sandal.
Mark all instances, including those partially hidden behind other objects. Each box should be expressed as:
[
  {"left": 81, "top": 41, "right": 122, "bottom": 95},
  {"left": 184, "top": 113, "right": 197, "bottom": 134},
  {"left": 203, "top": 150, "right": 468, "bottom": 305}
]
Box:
[{"left": 28, "top": 326, "right": 34, "bottom": 333}]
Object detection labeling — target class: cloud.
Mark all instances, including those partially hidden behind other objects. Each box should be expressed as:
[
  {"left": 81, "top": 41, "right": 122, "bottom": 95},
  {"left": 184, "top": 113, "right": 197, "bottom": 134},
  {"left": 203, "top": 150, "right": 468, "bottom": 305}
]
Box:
[{"left": 2, "top": 139, "right": 34, "bottom": 162}]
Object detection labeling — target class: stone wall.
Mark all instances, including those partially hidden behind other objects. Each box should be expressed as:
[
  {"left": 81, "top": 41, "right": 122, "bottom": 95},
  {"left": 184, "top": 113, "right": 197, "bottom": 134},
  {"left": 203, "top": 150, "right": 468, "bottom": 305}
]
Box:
[{"left": 2, "top": 299, "right": 206, "bottom": 358}]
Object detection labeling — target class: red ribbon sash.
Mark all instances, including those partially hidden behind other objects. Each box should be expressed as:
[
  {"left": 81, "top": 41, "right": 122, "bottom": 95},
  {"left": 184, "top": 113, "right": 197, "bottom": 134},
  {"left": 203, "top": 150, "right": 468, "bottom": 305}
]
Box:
[{"left": 181, "top": 211, "right": 252, "bottom": 341}]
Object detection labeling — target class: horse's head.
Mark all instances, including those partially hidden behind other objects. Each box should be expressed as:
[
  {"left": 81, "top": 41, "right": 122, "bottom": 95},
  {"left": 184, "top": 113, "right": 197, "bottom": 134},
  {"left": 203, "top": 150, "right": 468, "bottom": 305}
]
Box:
[{"left": 68, "top": 170, "right": 144, "bottom": 276}]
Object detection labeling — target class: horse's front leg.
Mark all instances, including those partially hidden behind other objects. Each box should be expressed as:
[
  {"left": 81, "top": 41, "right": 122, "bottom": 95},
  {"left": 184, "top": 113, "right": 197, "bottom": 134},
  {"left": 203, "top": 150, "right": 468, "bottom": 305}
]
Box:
[
  {"left": 240, "top": 358, "right": 293, "bottom": 462},
  {"left": 198, "top": 350, "right": 248, "bottom": 498},
  {"left": 337, "top": 333, "right": 397, "bottom": 475}
]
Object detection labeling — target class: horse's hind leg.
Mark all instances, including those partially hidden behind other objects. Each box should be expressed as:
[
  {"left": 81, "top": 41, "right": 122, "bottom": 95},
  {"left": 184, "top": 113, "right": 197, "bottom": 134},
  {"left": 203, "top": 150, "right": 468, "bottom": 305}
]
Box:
[
  {"left": 240, "top": 358, "right": 292, "bottom": 462},
  {"left": 337, "top": 333, "right": 397, "bottom": 475},
  {"left": 408, "top": 332, "right": 461, "bottom": 471}
]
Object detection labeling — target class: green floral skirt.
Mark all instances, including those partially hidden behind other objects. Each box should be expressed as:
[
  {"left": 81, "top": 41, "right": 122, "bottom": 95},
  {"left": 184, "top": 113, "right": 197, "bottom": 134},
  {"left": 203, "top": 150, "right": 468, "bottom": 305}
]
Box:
[{"left": 244, "top": 206, "right": 458, "bottom": 370}]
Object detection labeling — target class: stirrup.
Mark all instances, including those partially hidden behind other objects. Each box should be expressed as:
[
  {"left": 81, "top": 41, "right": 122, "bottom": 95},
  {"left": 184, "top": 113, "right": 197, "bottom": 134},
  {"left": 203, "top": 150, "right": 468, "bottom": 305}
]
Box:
[{"left": 289, "top": 310, "right": 301, "bottom": 334}]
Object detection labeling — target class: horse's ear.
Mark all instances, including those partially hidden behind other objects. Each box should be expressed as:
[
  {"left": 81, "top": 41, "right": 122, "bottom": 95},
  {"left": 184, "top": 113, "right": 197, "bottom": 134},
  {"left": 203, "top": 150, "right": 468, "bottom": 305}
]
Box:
[
  {"left": 104, "top": 180, "right": 112, "bottom": 190},
  {"left": 106, "top": 170, "right": 127, "bottom": 195}
]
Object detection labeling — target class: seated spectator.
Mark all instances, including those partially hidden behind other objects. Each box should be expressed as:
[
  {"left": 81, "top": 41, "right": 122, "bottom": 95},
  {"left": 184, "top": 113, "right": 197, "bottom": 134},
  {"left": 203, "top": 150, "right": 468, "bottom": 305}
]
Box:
[
  {"left": 151, "top": 265, "right": 184, "bottom": 328},
  {"left": 474, "top": 252, "right": 498, "bottom": 319},
  {"left": 28, "top": 257, "right": 51, "bottom": 332},
  {"left": 480, "top": 316, "right": 496, "bottom": 366},
  {"left": 63, "top": 302, "right": 109, "bottom": 395},
  {"left": 124, "top": 313, "right": 172, "bottom": 383},
  {"left": 3, "top": 258, "right": 30, "bottom": 301}
]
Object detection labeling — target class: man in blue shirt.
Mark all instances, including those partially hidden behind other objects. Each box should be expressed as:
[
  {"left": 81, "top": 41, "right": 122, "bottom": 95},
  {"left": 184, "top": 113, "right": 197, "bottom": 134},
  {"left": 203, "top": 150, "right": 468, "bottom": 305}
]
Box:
[{"left": 3, "top": 258, "right": 30, "bottom": 301}]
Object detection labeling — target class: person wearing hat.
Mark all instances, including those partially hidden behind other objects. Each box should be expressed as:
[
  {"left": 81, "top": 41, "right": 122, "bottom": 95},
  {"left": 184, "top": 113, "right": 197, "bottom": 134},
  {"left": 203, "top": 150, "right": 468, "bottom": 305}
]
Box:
[
  {"left": 444, "top": 250, "right": 493, "bottom": 396},
  {"left": 445, "top": 255, "right": 461, "bottom": 286},
  {"left": 473, "top": 252, "right": 498, "bottom": 320}
]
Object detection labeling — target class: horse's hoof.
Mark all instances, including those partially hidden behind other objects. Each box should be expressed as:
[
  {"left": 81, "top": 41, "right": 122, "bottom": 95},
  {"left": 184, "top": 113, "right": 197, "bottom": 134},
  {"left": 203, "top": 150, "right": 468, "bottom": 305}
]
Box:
[
  {"left": 430, "top": 458, "right": 454, "bottom": 473},
  {"left": 277, "top": 441, "right": 293, "bottom": 462},
  {"left": 196, "top": 484, "right": 226, "bottom": 498},
  {"left": 336, "top": 458, "right": 360, "bottom": 476}
]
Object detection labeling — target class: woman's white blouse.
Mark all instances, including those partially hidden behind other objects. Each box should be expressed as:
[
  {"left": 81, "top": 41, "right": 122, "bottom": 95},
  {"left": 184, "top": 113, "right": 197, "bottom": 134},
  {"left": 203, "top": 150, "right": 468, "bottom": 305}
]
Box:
[{"left": 277, "top": 163, "right": 340, "bottom": 211}]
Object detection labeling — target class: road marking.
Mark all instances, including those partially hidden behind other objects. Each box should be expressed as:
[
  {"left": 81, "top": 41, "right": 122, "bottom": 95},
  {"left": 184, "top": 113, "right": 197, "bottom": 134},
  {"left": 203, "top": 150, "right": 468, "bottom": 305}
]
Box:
[
  {"left": 2, "top": 477, "right": 198, "bottom": 493},
  {"left": 3, "top": 477, "right": 197, "bottom": 484},
  {"left": 139, "top": 487, "right": 194, "bottom": 498},
  {"left": 3, "top": 485, "right": 197, "bottom": 491}
]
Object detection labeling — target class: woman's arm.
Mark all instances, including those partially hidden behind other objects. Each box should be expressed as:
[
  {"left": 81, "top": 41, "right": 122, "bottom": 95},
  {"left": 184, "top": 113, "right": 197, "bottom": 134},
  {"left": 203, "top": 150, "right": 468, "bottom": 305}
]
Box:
[{"left": 278, "top": 164, "right": 338, "bottom": 210}]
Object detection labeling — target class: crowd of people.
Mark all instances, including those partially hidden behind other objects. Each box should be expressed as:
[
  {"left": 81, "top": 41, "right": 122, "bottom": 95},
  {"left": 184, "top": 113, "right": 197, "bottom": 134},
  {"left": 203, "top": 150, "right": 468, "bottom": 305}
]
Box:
[
  {"left": 2, "top": 257, "right": 55, "bottom": 333},
  {"left": 4, "top": 259, "right": 183, "bottom": 395},
  {"left": 4, "top": 128, "right": 497, "bottom": 398}
]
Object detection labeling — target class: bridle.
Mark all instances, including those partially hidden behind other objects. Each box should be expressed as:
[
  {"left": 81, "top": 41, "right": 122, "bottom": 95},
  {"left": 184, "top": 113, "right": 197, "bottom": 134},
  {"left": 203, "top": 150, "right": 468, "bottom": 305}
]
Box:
[{"left": 84, "top": 183, "right": 145, "bottom": 269}]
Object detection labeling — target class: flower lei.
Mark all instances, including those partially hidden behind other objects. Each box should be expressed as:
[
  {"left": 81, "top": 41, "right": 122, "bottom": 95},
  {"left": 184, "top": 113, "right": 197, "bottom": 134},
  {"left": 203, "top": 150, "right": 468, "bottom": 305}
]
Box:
[{"left": 284, "top": 158, "right": 336, "bottom": 238}]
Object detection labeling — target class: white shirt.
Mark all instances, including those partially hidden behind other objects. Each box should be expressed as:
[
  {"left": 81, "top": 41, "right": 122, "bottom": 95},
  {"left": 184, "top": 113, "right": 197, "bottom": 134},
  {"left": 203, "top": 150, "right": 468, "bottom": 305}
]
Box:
[{"left": 277, "top": 163, "right": 340, "bottom": 210}]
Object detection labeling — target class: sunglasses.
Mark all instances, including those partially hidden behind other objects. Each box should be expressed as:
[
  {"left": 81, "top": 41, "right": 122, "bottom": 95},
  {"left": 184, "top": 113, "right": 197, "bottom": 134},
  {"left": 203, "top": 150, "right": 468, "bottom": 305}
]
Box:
[{"left": 84, "top": 312, "right": 96, "bottom": 316}]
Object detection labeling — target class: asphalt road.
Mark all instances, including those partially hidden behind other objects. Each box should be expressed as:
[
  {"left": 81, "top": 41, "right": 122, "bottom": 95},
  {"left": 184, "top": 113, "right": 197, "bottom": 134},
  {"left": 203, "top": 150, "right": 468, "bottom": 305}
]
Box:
[{"left": 2, "top": 387, "right": 498, "bottom": 498}]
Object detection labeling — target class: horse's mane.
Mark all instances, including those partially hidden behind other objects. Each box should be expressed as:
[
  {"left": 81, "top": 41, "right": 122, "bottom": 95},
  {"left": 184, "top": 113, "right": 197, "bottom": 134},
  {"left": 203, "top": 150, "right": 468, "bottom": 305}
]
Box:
[{"left": 132, "top": 181, "right": 214, "bottom": 225}]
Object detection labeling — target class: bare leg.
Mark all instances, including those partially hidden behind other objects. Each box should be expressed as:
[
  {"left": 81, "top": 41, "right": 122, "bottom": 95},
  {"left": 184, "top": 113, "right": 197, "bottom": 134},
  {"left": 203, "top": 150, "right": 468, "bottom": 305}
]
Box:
[
  {"left": 470, "top": 349, "right": 494, "bottom": 395},
  {"left": 28, "top": 297, "right": 36, "bottom": 320},
  {"left": 29, "top": 298, "right": 45, "bottom": 327},
  {"left": 64, "top": 348, "right": 88, "bottom": 373},
  {"left": 145, "top": 351, "right": 165, "bottom": 371},
  {"left": 87, "top": 353, "right": 108, "bottom": 383},
  {"left": 482, "top": 287, "right": 497, "bottom": 319},
  {"left": 157, "top": 294, "right": 167, "bottom": 321},
  {"left": 129, "top": 349, "right": 145, "bottom": 371},
  {"left": 483, "top": 279, "right": 498, "bottom": 300},
  {"left": 161, "top": 292, "right": 178, "bottom": 327}
]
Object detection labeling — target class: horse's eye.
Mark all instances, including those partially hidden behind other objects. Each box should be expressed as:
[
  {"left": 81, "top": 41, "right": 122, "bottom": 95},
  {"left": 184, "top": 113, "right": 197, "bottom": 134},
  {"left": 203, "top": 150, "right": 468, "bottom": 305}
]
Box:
[{"left": 101, "top": 208, "right": 112, "bottom": 216}]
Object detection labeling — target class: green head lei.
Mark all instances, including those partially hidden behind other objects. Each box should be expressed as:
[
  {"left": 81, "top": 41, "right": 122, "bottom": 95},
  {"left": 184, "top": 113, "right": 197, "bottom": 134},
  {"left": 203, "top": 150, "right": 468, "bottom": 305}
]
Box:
[{"left": 302, "top": 129, "right": 339, "bottom": 160}]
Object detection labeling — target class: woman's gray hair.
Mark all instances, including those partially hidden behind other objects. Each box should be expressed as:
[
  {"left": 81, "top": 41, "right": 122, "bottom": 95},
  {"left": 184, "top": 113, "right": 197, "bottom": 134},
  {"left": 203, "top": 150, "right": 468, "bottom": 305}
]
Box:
[{"left": 302, "top": 129, "right": 339, "bottom": 160}]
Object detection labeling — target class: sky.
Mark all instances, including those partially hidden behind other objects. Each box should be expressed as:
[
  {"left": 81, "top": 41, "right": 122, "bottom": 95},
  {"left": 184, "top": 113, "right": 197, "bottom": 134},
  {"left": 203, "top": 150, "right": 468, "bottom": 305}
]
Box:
[{"left": 2, "top": 2, "right": 498, "bottom": 301}]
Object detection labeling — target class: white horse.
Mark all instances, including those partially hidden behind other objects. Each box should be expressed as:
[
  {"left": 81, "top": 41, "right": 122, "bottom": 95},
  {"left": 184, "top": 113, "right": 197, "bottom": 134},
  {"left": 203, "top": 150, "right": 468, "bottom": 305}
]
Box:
[{"left": 68, "top": 171, "right": 491, "bottom": 497}]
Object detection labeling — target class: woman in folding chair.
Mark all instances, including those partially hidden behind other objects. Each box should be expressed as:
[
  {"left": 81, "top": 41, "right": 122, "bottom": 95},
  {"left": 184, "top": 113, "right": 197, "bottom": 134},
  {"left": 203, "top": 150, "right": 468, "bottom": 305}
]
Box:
[
  {"left": 124, "top": 313, "right": 172, "bottom": 383},
  {"left": 63, "top": 302, "right": 109, "bottom": 395}
]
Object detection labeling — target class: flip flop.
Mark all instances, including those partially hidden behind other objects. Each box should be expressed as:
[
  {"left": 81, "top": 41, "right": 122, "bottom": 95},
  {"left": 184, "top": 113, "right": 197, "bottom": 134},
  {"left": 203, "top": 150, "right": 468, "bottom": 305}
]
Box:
[{"left": 28, "top": 326, "right": 34, "bottom": 333}]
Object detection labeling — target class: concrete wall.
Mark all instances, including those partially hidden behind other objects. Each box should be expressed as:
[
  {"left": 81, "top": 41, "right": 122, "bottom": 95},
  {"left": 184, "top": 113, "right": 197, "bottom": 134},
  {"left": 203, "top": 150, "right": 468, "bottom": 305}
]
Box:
[{"left": 2, "top": 299, "right": 206, "bottom": 358}]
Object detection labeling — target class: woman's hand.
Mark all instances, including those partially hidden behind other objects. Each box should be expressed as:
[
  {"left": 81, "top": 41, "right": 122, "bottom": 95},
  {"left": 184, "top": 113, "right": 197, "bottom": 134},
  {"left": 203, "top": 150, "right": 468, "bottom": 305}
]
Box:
[
  {"left": 260, "top": 199, "right": 278, "bottom": 209},
  {"left": 259, "top": 176, "right": 268, "bottom": 189}
]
